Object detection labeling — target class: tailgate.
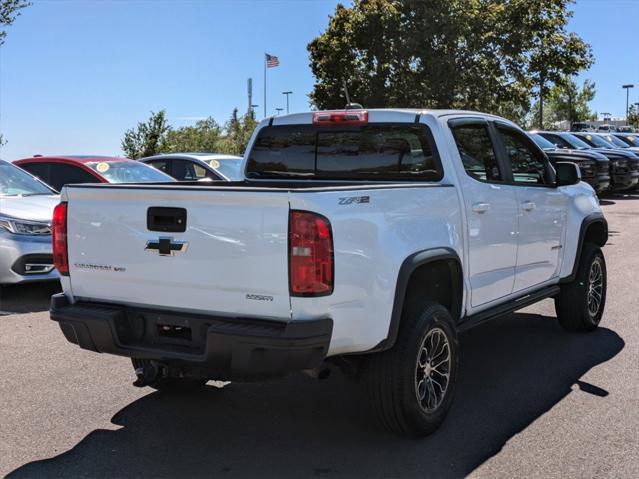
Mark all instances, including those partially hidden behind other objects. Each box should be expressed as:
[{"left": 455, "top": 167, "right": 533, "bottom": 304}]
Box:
[{"left": 65, "top": 186, "right": 291, "bottom": 319}]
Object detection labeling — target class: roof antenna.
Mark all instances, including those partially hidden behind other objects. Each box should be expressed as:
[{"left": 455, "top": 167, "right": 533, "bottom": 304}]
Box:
[{"left": 343, "top": 80, "right": 363, "bottom": 110}]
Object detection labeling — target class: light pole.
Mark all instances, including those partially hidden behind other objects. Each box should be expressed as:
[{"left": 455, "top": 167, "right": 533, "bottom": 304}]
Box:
[
  {"left": 275, "top": 108, "right": 284, "bottom": 116},
  {"left": 622, "top": 84, "right": 634, "bottom": 121},
  {"left": 282, "top": 91, "right": 293, "bottom": 114}
]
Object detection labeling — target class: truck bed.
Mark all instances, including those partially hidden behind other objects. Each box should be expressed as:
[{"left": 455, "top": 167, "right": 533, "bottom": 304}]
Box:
[{"left": 60, "top": 180, "right": 460, "bottom": 355}]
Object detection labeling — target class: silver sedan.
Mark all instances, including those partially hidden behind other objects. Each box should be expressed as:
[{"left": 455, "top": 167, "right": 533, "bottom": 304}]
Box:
[{"left": 0, "top": 160, "right": 60, "bottom": 284}]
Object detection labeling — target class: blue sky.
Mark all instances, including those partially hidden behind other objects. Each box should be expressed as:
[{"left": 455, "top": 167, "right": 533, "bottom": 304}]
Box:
[{"left": 1, "top": 0, "right": 638, "bottom": 160}]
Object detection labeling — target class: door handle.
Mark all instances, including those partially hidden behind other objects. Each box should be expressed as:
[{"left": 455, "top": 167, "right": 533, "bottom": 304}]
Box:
[
  {"left": 472, "top": 202, "right": 491, "bottom": 214},
  {"left": 522, "top": 201, "right": 536, "bottom": 212}
]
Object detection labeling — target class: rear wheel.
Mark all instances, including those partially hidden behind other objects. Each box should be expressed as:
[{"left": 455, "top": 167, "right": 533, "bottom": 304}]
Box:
[
  {"left": 555, "top": 243, "right": 606, "bottom": 332},
  {"left": 131, "top": 358, "right": 207, "bottom": 392},
  {"left": 366, "top": 302, "right": 459, "bottom": 437}
]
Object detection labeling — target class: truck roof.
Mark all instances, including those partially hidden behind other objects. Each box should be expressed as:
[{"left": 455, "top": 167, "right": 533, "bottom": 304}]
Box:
[{"left": 263, "top": 108, "right": 517, "bottom": 127}]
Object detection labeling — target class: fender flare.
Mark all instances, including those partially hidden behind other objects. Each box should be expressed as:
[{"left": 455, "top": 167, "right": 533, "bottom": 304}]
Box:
[
  {"left": 561, "top": 213, "right": 608, "bottom": 284},
  {"left": 374, "top": 247, "right": 463, "bottom": 352}
]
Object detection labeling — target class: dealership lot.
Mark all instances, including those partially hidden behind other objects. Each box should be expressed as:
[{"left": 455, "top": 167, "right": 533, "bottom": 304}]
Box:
[{"left": 0, "top": 194, "right": 637, "bottom": 478}]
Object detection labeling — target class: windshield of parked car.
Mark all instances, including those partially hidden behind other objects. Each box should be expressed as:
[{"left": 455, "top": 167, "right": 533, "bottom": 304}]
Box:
[
  {"left": 602, "top": 134, "right": 631, "bottom": 148},
  {"left": 0, "top": 161, "right": 55, "bottom": 197},
  {"left": 557, "top": 133, "right": 593, "bottom": 150},
  {"left": 85, "top": 161, "right": 175, "bottom": 183},
  {"left": 619, "top": 135, "right": 639, "bottom": 147},
  {"left": 577, "top": 134, "right": 616, "bottom": 149},
  {"left": 540, "top": 132, "right": 590, "bottom": 150},
  {"left": 530, "top": 134, "right": 556, "bottom": 151},
  {"left": 206, "top": 158, "right": 243, "bottom": 180}
]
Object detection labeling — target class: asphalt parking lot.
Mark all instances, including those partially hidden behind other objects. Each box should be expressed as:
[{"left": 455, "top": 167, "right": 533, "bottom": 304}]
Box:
[{"left": 0, "top": 194, "right": 637, "bottom": 479}]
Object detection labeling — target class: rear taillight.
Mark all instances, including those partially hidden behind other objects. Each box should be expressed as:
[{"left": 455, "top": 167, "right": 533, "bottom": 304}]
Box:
[
  {"left": 52, "top": 202, "right": 69, "bottom": 276},
  {"left": 312, "top": 110, "right": 368, "bottom": 126},
  {"left": 289, "top": 210, "right": 334, "bottom": 296}
]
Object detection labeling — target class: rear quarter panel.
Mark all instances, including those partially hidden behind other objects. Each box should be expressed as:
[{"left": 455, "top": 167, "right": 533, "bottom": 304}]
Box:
[{"left": 289, "top": 184, "right": 463, "bottom": 355}]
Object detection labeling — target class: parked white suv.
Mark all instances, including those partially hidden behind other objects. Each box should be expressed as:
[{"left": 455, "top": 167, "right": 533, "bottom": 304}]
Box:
[{"left": 49, "top": 109, "right": 607, "bottom": 436}]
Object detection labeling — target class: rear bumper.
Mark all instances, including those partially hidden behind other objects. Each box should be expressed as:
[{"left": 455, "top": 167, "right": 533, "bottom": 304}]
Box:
[{"left": 50, "top": 294, "right": 333, "bottom": 380}]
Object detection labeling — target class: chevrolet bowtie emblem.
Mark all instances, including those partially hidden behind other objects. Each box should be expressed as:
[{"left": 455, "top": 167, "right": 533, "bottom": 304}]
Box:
[{"left": 145, "top": 237, "right": 188, "bottom": 256}]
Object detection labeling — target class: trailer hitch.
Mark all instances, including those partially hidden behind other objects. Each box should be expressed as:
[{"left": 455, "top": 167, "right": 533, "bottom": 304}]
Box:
[{"left": 133, "top": 362, "right": 161, "bottom": 387}]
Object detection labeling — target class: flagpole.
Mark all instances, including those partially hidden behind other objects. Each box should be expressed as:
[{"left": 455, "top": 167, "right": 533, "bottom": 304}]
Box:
[{"left": 263, "top": 54, "right": 267, "bottom": 118}]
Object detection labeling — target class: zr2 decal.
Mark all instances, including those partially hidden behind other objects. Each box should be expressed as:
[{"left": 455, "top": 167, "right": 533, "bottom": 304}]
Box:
[{"left": 338, "top": 196, "right": 370, "bottom": 205}]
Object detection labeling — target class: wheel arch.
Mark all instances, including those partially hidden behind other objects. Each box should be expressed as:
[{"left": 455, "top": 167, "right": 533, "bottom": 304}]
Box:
[
  {"left": 376, "top": 248, "right": 463, "bottom": 352},
  {"left": 561, "top": 213, "right": 608, "bottom": 284}
]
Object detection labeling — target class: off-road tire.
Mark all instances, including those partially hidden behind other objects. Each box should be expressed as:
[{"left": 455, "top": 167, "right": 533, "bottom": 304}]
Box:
[
  {"left": 131, "top": 358, "right": 207, "bottom": 392},
  {"left": 555, "top": 243, "right": 606, "bottom": 332},
  {"left": 366, "top": 302, "right": 459, "bottom": 437}
]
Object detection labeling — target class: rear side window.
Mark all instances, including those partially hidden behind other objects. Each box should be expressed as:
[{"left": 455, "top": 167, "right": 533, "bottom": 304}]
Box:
[
  {"left": 19, "top": 163, "right": 50, "bottom": 186},
  {"left": 47, "top": 163, "right": 101, "bottom": 191},
  {"left": 451, "top": 124, "right": 502, "bottom": 182},
  {"left": 147, "top": 159, "right": 170, "bottom": 173},
  {"left": 247, "top": 124, "right": 441, "bottom": 181}
]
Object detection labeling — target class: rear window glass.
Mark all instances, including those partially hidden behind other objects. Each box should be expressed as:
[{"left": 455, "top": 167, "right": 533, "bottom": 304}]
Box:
[{"left": 246, "top": 124, "right": 442, "bottom": 181}]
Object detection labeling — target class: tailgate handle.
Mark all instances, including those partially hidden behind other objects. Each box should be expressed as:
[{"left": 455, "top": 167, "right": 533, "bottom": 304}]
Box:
[{"left": 147, "top": 207, "right": 187, "bottom": 233}]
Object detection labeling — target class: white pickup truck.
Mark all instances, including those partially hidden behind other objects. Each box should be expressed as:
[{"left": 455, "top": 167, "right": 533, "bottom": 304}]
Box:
[{"left": 50, "top": 109, "right": 608, "bottom": 436}]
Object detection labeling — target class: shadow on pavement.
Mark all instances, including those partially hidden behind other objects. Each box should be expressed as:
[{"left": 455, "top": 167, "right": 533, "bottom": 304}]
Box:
[
  {"left": 602, "top": 191, "right": 639, "bottom": 201},
  {"left": 9, "top": 313, "right": 624, "bottom": 478},
  {"left": 0, "top": 282, "right": 60, "bottom": 314}
]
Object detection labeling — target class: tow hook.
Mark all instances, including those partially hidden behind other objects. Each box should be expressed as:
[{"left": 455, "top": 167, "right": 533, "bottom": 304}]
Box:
[{"left": 133, "top": 362, "right": 161, "bottom": 387}]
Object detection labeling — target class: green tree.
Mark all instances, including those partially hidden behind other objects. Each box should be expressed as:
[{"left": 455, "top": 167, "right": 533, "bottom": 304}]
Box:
[
  {"left": 307, "top": 0, "right": 592, "bottom": 124},
  {"left": 164, "top": 117, "right": 222, "bottom": 153},
  {"left": 549, "top": 78, "right": 596, "bottom": 124},
  {"left": 524, "top": 1, "right": 593, "bottom": 127},
  {"left": 121, "top": 108, "right": 258, "bottom": 159},
  {"left": 628, "top": 105, "right": 639, "bottom": 130},
  {"left": 121, "top": 110, "right": 170, "bottom": 159},
  {"left": 218, "top": 109, "right": 258, "bottom": 155},
  {"left": 528, "top": 78, "right": 596, "bottom": 129},
  {"left": 1, "top": 0, "right": 30, "bottom": 46}
]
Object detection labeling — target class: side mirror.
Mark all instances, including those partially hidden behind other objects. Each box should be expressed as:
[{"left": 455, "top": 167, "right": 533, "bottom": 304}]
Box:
[{"left": 555, "top": 161, "right": 581, "bottom": 186}]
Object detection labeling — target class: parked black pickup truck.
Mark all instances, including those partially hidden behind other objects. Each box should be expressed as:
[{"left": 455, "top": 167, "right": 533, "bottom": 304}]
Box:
[
  {"left": 529, "top": 132, "right": 610, "bottom": 194},
  {"left": 537, "top": 131, "right": 639, "bottom": 192}
]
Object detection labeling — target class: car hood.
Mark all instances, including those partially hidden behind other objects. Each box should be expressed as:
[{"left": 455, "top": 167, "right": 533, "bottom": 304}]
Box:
[
  {"left": 546, "top": 149, "right": 609, "bottom": 162},
  {"left": 591, "top": 148, "right": 638, "bottom": 160},
  {"left": 0, "top": 195, "right": 60, "bottom": 222}
]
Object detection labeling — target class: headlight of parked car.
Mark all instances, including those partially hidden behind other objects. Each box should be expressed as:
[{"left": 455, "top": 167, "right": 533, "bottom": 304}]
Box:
[
  {"left": 612, "top": 158, "right": 627, "bottom": 167},
  {"left": 0, "top": 216, "right": 52, "bottom": 235}
]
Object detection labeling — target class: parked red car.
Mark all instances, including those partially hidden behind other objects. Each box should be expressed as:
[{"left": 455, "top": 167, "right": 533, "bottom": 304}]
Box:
[{"left": 14, "top": 155, "right": 174, "bottom": 192}]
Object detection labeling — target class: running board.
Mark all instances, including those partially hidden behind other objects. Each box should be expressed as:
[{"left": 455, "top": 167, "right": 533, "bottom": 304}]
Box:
[{"left": 458, "top": 285, "right": 561, "bottom": 333}]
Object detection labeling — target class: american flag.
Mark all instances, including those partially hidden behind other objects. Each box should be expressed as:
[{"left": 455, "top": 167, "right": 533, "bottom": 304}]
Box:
[{"left": 266, "top": 53, "right": 280, "bottom": 68}]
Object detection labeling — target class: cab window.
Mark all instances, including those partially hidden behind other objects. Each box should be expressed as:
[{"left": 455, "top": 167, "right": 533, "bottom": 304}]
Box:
[
  {"left": 247, "top": 124, "right": 442, "bottom": 181},
  {"left": 451, "top": 123, "right": 503, "bottom": 182},
  {"left": 497, "top": 128, "right": 549, "bottom": 185}
]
